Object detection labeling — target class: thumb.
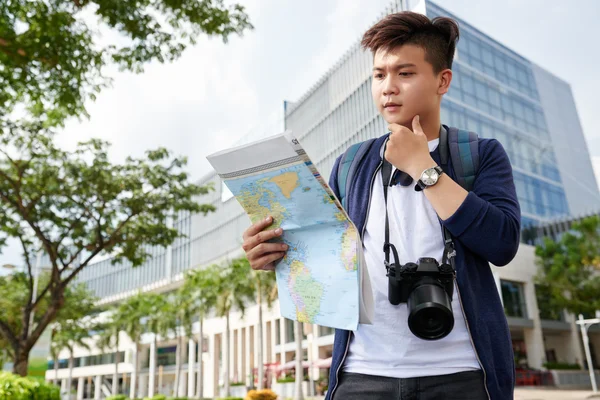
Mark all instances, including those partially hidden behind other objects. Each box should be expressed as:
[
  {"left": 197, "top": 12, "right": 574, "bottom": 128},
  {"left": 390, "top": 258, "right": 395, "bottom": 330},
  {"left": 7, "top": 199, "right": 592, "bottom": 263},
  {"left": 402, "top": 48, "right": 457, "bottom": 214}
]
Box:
[{"left": 412, "top": 115, "right": 424, "bottom": 135}]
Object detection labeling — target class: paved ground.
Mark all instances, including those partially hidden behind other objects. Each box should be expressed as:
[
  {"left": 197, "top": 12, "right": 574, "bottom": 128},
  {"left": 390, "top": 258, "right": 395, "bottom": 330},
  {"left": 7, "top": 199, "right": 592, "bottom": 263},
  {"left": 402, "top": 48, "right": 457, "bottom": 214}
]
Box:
[{"left": 515, "top": 388, "right": 600, "bottom": 400}]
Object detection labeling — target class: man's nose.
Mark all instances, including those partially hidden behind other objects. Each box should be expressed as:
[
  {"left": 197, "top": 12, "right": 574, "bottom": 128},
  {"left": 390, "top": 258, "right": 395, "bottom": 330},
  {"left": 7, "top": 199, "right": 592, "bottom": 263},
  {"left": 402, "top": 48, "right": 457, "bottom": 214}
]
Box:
[{"left": 382, "top": 77, "right": 399, "bottom": 97}]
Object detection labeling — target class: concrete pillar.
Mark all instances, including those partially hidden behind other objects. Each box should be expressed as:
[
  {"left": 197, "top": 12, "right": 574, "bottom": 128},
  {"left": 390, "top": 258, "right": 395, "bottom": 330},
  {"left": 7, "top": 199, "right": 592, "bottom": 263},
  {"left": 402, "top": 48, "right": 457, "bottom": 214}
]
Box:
[
  {"left": 262, "top": 320, "right": 268, "bottom": 366},
  {"left": 178, "top": 372, "right": 187, "bottom": 397},
  {"left": 568, "top": 314, "right": 586, "bottom": 366},
  {"left": 60, "top": 379, "right": 67, "bottom": 395},
  {"left": 271, "top": 318, "right": 278, "bottom": 363},
  {"left": 76, "top": 377, "right": 84, "bottom": 400},
  {"left": 231, "top": 329, "right": 236, "bottom": 384},
  {"left": 237, "top": 328, "right": 243, "bottom": 382},
  {"left": 524, "top": 282, "right": 545, "bottom": 369},
  {"left": 208, "top": 334, "right": 218, "bottom": 398},
  {"left": 94, "top": 375, "right": 101, "bottom": 400},
  {"left": 245, "top": 327, "right": 251, "bottom": 386},
  {"left": 148, "top": 336, "right": 156, "bottom": 397},
  {"left": 138, "top": 374, "right": 147, "bottom": 398},
  {"left": 188, "top": 338, "right": 196, "bottom": 397},
  {"left": 280, "top": 318, "right": 286, "bottom": 362}
]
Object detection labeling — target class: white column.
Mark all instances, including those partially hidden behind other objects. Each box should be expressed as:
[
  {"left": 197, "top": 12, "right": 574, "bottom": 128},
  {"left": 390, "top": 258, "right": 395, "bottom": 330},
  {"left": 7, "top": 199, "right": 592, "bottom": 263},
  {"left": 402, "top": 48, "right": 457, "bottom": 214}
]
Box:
[
  {"left": 271, "top": 319, "right": 278, "bottom": 363},
  {"left": 76, "top": 377, "right": 85, "bottom": 400},
  {"left": 188, "top": 338, "right": 196, "bottom": 397},
  {"left": 524, "top": 283, "right": 545, "bottom": 369},
  {"left": 94, "top": 375, "right": 101, "bottom": 400},
  {"left": 245, "top": 327, "right": 251, "bottom": 386},
  {"left": 60, "top": 379, "right": 67, "bottom": 396},
  {"left": 138, "top": 374, "right": 148, "bottom": 398},
  {"left": 568, "top": 314, "right": 586, "bottom": 366},
  {"left": 280, "top": 318, "right": 287, "bottom": 362},
  {"left": 237, "top": 328, "right": 243, "bottom": 383},
  {"left": 148, "top": 336, "right": 156, "bottom": 397},
  {"left": 230, "top": 329, "right": 236, "bottom": 384},
  {"left": 208, "top": 334, "right": 218, "bottom": 398},
  {"left": 262, "top": 320, "right": 268, "bottom": 365}
]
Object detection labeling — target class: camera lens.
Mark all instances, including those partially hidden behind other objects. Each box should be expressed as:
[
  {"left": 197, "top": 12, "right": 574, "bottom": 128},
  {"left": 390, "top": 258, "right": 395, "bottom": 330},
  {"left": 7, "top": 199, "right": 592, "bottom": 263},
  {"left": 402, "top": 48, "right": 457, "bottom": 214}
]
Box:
[{"left": 407, "top": 281, "right": 454, "bottom": 340}]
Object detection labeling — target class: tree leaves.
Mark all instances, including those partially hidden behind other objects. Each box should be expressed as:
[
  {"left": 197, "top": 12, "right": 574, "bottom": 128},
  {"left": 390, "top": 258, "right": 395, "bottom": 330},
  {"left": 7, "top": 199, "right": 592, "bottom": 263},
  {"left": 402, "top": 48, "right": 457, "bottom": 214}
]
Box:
[
  {"left": 0, "top": 0, "right": 253, "bottom": 127},
  {"left": 535, "top": 216, "right": 600, "bottom": 316}
]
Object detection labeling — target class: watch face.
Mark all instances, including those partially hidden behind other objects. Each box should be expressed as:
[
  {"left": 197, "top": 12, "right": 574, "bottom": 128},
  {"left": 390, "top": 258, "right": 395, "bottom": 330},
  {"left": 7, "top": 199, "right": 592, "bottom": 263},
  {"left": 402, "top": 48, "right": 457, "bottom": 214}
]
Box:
[{"left": 421, "top": 168, "right": 439, "bottom": 186}]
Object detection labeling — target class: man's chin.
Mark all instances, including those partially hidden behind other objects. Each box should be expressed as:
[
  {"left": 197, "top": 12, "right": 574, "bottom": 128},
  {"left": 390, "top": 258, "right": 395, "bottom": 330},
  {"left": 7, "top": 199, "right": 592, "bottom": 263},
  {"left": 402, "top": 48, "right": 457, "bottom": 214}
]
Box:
[{"left": 384, "top": 115, "right": 411, "bottom": 127}]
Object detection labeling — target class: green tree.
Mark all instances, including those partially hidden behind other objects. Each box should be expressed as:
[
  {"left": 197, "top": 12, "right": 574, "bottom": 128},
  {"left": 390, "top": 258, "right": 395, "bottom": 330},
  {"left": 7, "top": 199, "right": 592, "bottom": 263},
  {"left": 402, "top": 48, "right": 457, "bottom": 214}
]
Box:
[
  {"left": 96, "top": 312, "right": 126, "bottom": 396},
  {"left": 144, "top": 292, "right": 171, "bottom": 397},
  {"left": 0, "top": 269, "right": 97, "bottom": 376},
  {"left": 535, "top": 215, "right": 600, "bottom": 316},
  {"left": 182, "top": 266, "right": 219, "bottom": 398},
  {"left": 0, "top": 0, "right": 253, "bottom": 128},
  {"left": 114, "top": 291, "right": 152, "bottom": 399},
  {"left": 50, "top": 319, "right": 93, "bottom": 399},
  {"left": 0, "top": 128, "right": 215, "bottom": 376},
  {"left": 251, "top": 266, "right": 277, "bottom": 390},
  {"left": 215, "top": 258, "right": 255, "bottom": 397}
]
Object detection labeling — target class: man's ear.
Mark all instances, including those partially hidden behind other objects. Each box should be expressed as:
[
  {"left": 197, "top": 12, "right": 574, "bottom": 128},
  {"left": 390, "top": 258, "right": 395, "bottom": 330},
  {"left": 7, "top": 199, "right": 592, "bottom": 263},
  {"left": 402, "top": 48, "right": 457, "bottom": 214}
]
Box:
[{"left": 438, "top": 69, "right": 453, "bottom": 95}]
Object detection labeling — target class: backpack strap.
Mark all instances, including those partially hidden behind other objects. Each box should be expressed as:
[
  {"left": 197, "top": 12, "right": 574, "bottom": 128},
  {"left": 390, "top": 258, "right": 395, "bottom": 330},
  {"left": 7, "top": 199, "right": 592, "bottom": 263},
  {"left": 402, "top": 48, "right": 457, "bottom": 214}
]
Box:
[
  {"left": 337, "top": 138, "right": 377, "bottom": 209},
  {"left": 443, "top": 127, "right": 480, "bottom": 192}
]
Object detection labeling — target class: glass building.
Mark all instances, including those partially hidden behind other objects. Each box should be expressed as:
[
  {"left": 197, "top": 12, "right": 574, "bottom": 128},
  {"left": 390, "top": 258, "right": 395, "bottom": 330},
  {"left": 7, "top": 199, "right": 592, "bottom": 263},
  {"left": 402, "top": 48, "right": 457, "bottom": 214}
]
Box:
[{"left": 76, "top": 0, "right": 600, "bottom": 301}]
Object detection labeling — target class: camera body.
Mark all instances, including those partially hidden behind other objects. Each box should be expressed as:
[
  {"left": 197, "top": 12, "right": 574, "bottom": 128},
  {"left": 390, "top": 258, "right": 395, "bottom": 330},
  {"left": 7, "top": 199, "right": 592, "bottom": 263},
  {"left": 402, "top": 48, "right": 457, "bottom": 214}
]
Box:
[
  {"left": 387, "top": 257, "right": 454, "bottom": 305},
  {"left": 387, "top": 256, "right": 456, "bottom": 340}
]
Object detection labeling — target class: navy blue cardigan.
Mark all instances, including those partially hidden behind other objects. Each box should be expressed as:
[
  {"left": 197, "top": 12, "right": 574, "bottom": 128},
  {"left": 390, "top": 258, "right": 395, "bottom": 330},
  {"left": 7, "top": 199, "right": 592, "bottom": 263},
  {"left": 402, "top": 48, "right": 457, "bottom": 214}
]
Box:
[{"left": 325, "top": 129, "right": 521, "bottom": 400}]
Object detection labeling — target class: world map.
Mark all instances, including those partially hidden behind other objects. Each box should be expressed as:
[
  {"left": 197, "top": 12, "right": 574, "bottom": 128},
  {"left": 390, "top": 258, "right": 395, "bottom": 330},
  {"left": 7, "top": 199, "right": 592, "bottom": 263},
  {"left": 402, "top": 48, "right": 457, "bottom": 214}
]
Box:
[{"left": 225, "top": 162, "right": 361, "bottom": 330}]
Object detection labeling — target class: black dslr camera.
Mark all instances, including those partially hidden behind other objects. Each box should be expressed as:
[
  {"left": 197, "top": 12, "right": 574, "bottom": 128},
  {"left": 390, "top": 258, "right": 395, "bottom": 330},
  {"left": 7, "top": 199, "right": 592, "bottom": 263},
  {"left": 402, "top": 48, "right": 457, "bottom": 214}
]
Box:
[{"left": 386, "top": 254, "right": 456, "bottom": 341}]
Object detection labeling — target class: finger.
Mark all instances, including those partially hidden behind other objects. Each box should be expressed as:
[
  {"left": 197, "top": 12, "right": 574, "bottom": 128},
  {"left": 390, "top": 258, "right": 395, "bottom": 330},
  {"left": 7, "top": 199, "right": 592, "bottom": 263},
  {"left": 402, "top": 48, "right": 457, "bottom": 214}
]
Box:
[
  {"left": 262, "top": 263, "right": 276, "bottom": 271},
  {"left": 243, "top": 227, "right": 284, "bottom": 252},
  {"left": 243, "top": 216, "right": 274, "bottom": 240},
  {"left": 252, "top": 252, "right": 285, "bottom": 270},
  {"left": 412, "top": 115, "right": 424, "bottom": 135},
  {"left": 249, "top": 242, "right": 289, "bottom": 260},
  {"left": 387, "top": 123, "right": 402, "bottom": 133}
]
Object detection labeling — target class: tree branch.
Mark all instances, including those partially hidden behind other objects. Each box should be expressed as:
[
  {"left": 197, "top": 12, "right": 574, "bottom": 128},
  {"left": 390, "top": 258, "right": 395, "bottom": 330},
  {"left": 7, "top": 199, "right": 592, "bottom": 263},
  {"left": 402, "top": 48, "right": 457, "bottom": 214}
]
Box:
[
  {"left": 61, "top": 213, "right": 135, "bottom": 287},
  {"left": 0, "top": 319, "right": 19, "bottom": 352}
]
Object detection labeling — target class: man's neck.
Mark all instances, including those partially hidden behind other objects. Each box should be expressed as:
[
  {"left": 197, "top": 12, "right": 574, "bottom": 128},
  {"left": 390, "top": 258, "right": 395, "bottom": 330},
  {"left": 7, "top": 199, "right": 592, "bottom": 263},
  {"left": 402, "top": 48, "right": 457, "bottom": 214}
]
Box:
[{"left": 420, "top": 115, "right": 442, "bottom": 142}]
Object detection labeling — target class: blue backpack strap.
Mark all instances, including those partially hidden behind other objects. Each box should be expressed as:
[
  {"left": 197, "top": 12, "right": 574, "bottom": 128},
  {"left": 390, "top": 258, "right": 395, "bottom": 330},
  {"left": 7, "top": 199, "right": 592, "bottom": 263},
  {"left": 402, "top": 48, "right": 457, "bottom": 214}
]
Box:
[
  {"left": 445, "top": 127, "right": 480, "bottom": 191},
  {"left": 337, "top": 138, "right": 376, "bottom": 209}
]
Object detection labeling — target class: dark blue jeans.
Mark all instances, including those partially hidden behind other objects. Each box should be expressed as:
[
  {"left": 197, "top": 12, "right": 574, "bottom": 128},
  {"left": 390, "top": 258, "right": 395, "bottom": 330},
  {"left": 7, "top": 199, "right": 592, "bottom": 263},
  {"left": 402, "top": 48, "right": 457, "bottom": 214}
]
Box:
[{"left": 333, "top": 370, "right": 488, "bottom": 400}]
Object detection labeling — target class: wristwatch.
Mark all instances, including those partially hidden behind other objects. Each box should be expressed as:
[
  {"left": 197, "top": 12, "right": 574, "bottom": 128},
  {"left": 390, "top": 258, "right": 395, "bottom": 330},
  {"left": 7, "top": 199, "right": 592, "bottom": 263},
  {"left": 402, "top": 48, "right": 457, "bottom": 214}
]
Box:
[{"left": 415, "top": 166, "right": 444, "bottom": 191}]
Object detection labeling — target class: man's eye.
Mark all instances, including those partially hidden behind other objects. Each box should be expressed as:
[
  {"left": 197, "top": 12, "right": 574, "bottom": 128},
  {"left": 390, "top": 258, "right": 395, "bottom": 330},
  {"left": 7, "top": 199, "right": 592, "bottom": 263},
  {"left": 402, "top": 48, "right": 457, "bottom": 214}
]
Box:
[
  {"left": 374, "top": 73, "right": 384, "bottom": 79},
  {"left": 400, "top": 72, "right": 414, "bottom": 77}
]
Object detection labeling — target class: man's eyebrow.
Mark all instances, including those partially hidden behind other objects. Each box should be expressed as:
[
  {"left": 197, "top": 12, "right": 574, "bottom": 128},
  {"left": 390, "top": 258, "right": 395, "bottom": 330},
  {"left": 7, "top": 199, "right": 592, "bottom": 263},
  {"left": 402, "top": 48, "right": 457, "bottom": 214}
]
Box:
[{"left": 372, "top": 63, "right": 417, "bottom": 71}]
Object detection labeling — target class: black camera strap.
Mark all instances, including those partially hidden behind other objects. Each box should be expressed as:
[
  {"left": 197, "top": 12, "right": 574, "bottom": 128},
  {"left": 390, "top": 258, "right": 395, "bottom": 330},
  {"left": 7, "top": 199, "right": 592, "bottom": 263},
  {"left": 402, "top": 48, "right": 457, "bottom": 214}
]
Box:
[{"left": 381, "top": 141, "right": 456, "bottom": 274}]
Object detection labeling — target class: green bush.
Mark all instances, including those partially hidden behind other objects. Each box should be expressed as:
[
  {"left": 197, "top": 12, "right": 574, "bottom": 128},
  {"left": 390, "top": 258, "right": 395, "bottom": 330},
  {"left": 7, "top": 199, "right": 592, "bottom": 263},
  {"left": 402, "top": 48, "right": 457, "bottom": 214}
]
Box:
[
  {"left": 543, "top": 362, "right": 582, "bottom": 370},
  {"left": 276, "top": 376, "right": 295, "bottom": 383},
  {"left": 106, "top": 395, "right": 129, "bottom": 400},
  {"left": 0, "top": 372, "right": 60, "bottom": 400}
]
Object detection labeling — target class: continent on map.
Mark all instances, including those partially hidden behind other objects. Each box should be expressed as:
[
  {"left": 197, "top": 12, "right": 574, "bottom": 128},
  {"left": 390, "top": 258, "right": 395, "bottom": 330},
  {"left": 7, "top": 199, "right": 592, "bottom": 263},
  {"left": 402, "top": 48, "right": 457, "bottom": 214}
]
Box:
[
  {"left": 237, "top": 177, "right": 289, "bottom": 228},
  {"left": 340, "top": 224, "right": 358, "bottom": 271},
  {"left": 269, "top": 172, "right": 300, "bottom": 199},
  {"left": 287, "top": 260, "right": 324, "bottom": 323}
]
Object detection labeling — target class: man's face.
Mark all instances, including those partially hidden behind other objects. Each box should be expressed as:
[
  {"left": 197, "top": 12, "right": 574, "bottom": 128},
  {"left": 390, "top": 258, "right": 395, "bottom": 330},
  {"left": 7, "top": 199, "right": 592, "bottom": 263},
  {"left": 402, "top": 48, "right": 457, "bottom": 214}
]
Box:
[{"left": 371, "top": 44, "right": 444, "bottom": 126}]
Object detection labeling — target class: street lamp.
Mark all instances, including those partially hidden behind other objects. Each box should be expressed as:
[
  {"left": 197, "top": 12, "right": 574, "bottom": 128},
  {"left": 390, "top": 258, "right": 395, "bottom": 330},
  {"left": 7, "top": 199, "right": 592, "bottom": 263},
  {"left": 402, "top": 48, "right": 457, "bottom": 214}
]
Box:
[{"left": 577, "top": 313, "right": 599, "bottom": 393}]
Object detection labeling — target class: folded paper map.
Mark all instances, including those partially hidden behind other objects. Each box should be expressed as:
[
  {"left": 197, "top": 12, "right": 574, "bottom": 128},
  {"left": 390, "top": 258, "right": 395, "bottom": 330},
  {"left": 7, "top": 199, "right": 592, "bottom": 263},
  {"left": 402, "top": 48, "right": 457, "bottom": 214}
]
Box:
[{"left": 207, "top": 131, "right": 373, "bottom": 330}]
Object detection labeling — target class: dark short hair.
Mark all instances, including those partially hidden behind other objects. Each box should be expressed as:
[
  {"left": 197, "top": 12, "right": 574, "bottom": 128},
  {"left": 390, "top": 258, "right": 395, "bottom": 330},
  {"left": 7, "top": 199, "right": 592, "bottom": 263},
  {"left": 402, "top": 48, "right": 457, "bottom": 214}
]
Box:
[{"left": 361, "top": 11, "right": 460, "bottom": 73}]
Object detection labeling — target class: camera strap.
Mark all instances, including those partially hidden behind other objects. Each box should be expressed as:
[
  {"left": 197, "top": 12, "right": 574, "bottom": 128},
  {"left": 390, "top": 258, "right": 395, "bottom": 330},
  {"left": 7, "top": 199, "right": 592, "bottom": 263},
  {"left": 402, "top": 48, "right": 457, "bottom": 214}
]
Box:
[{"left": 381, "top": 142, "right": 456, "bottom": 274}]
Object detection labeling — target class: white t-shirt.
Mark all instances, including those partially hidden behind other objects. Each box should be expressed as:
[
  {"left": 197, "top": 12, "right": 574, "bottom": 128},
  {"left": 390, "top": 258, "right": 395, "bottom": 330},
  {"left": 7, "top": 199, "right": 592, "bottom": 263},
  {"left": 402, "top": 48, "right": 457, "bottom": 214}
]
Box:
[{"left": 343, "top": 137, "right": 481, "bottom": 378}]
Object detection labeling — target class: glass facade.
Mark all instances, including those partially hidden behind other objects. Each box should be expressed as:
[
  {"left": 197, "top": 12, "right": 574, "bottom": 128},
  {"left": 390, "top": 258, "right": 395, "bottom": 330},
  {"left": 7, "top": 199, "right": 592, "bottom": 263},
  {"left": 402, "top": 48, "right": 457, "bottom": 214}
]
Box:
[{"left": 427, "top": 2, "right": 569, "bottom": 225}]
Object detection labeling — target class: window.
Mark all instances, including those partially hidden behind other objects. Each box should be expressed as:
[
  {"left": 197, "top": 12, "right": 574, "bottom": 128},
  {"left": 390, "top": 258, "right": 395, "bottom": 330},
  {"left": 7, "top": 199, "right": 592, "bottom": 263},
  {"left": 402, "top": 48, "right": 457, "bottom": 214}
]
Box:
[
  {"left": 501, "top": 280, "right": 528, "bottom": 318},
  {"left": 318, "top": 325, "right": 335, "bottom": 337},
  {"left": 285, "top": 319, "right": 295, "bottom": 343}
]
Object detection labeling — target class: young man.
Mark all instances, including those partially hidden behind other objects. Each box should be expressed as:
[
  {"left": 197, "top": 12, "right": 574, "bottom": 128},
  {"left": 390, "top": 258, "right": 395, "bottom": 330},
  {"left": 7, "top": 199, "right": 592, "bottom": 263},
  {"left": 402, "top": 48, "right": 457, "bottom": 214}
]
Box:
[{"left": 242, "top": 11, "right": 520, "bottom": 400}]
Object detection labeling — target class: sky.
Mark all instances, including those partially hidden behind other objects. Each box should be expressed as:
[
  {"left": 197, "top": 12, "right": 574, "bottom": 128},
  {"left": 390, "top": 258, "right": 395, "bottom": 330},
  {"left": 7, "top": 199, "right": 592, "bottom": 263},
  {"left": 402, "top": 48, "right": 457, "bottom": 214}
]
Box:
[{"left": 2, "top": 0, "right": 599, "bottom": 269}]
